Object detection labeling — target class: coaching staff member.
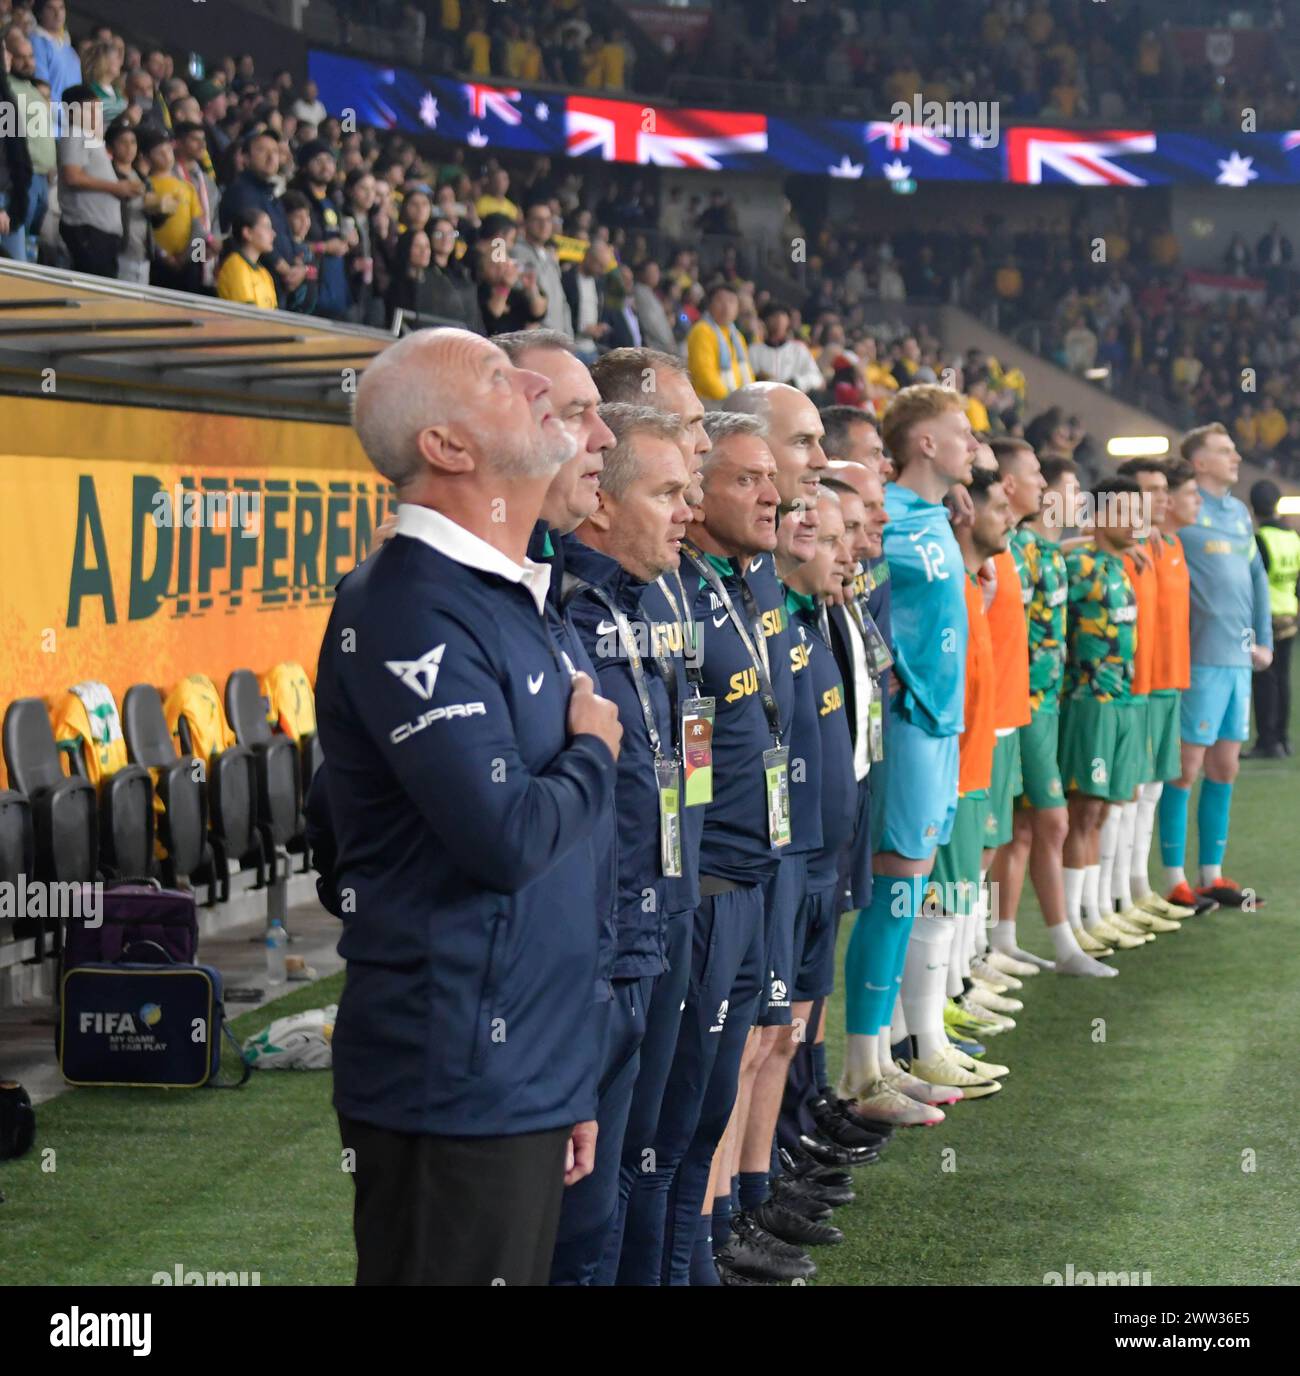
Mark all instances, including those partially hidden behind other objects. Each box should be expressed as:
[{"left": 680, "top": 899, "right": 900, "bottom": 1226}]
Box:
[{"left": 315, "top": 328, "right": 622, "bottom": 1286}]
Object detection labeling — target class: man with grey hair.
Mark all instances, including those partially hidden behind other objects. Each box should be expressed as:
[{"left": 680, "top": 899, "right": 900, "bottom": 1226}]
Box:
[
  {"left": 623, "top": 410, "right": 811, "bottom": 1285},
  {"left": 313, "top": 328, "right": 622, "bottom": 1286},
  {"left": 551, "top": 402, "right": 693, "bottom": 1284}
]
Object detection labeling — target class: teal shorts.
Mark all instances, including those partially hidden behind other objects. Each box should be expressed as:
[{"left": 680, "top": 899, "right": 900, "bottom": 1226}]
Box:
[
  {"left": 1017, "top": 704, "right": 1066, "bottom": 809},
  {"left": 1181, "top": 665, "right": 1251, "bottom": 746},
  {"left": 983, "top": 730, "right": 1023, "bottom": 847},
  {"left": 870, "top": 697, "right": 959, "bottom": 861}
]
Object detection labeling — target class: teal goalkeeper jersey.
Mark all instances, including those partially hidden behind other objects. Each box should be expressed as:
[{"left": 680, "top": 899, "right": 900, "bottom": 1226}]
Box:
[
  {"left": 1180, "top": 488, "right": 1273, "bottom": 666},
  {"left": 881, "top": 483, "right": 967, "bottom": 737}
]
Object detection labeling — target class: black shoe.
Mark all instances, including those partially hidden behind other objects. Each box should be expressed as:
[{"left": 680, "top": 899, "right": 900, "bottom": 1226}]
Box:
[
  {"left": 774, "top": 1169, "right": 854, "bottom": 1209},
  {"left": 749, "top": 1199, "right": 844, "bottom": 1248},
  {"left": 779, "top": 1144, "right": 853, "bottom": 1189},
  {"left": 770, "top": 1175, "right": 839, "bottom": 1219},
  {"left": 809, "top": 1095, "right": 891, "bottom": 1151},
  {"left": 798, "top": 1132, "right": 878, "bottom": 1168},
  {"left": 715, "top": 1257, "right": 782, "bottom": 1286},
  {"left": 716, "top": 1213, "right": 817, "bottom": 1281}
]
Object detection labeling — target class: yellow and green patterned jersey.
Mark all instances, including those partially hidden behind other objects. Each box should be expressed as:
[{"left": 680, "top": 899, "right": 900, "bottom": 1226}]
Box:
[
  {"left": 1014, "top": 525, "right": 1068, "bottom": 711},
  {"left": 1064, "top": 540, "right": 1136, "bottom": 702}
]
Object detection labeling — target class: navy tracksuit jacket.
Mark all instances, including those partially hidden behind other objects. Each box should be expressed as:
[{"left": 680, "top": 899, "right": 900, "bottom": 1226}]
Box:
[{"left": 315, "top": 531, "right": 616, "bottom": 1139}]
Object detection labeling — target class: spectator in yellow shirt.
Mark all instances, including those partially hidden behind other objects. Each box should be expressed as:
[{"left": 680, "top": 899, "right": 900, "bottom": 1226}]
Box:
[
  {"left": 885, "top": 60, "right": 922, "bottom": 106},
  {"left": 687, "top": 284, "right": 754, "bottom": 400},
  {"left": 138, "top": 126, "right": 203, "bottom": 293},
  {"left": 994, "top": 256, "right": 1024, "bottom": 300},
  {"left": 965, "top": 376, "right": 992, "bottom": 434},
  {"left": 600, "top": 29, "right": 628, "bottom": 90},
  {"left": 506, "top": 25, "right": 543, "bottom": 82},
  {"left": 1234, "top": 403, "right": 1260, "bottom": 455},
  {"left": 464, "top": 22, "right": 491, "bottom": 76},
  {"left": 440, "top": 0, "right": 461, "bottom": 35},
  {"left": 1150, "top": 225, "right": 1181, "bottom": 266},
  {"left": 1026, "top": 2, "right": 1053, "bottom": 45},
  {"left": 1258, "top": 397, "right": 1287, "bottom": 451},
  {"left": 217, "top": 208, "right": 279, "bottom": 310},
  {"left": 1137, "top": 31, "right": 1161, "bottom": 77},
  {"left": 474, "top": 168, "right": 520, "bottom": 223}
]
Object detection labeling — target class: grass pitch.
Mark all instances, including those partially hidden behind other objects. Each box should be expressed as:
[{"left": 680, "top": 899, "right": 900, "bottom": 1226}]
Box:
[{"left": 2, "top": 748, "right": 1296, "bottom": 1286}]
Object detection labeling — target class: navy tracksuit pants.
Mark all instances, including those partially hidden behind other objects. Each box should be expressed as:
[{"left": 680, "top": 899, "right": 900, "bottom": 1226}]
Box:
[
  {"left": 601, "top": 908, "right": 692, "bottom": 1285},
  {"left": 550, "top": 974, "right": 654, "bottom": 1285},
  {"left": 618, "top": 883, "right": 765, "bottom": 1286}
]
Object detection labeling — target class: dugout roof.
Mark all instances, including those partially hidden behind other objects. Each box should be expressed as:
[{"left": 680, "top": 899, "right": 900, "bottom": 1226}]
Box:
[{"left": 0, "top": 261, "right": 391, "bottom": 424}]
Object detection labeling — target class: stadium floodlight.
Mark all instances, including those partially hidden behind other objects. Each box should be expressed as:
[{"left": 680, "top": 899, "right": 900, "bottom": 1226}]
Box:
[
  {"left": 1107, "top": 436, "right": 1170, "bottom": 458},
  {"left": 1277, "top": 496, "right": 1300, "bottom": 517}
]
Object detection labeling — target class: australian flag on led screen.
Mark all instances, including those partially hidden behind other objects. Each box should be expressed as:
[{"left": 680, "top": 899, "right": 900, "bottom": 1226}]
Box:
[
  {"left": 308, "top": 49, "right": 1300, "bottom": 188},
  {"left": 308, "top": 50, "right": 558, "bottom": 152}
]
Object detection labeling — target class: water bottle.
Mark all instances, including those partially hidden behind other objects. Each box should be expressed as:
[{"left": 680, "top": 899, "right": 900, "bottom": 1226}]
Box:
[{"left": 265, "top": 920, "right": 287, "bottom": 987}]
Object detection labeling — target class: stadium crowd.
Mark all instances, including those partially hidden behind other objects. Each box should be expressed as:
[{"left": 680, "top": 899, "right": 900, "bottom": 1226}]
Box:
[
  {"left": 814, "top": 211, "right": 1300, "bottom": 481},
  {"left": 310, "top": 0, "right": 1300, "bottom": 129},
  {"left": 300, "top": 308, "right": 1291, "bottom": 1283}
]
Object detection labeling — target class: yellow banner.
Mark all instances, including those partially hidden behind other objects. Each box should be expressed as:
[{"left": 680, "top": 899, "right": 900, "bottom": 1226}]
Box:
[{"left": 0, "top": 397, "right": 392, "bottom": 782}]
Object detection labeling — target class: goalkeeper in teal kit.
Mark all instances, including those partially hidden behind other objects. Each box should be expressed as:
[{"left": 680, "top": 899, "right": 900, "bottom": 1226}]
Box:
[
  {"left": 841, "top": 385, "right": 977, "bottom": 1104},
  {"left": 1158, "top": 424, "right": 1273, "bottom": 909}
]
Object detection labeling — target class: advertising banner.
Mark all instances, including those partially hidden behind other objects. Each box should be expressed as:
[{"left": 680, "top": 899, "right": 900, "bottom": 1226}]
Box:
[{"left": 0, "top": 396, "right": 391, "bottom": 771}]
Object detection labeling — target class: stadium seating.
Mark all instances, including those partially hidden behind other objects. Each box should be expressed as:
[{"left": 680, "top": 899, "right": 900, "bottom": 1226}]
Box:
[
  {"left": 122, "top": 685, "right": 211, "bottom": 894},
  {"left": 1, "top": 700, "right": 98, "bottom": 960},
  {"left": 0, "top": 789, "right": 36, "bottom": 961},
  {"left": 225, "top": 669, "right": 303, "bottom": 878}
]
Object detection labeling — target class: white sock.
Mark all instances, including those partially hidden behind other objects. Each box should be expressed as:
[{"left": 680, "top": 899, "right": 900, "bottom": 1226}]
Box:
[
  {"left": 1097, "top": 805, "right": 1120, "bottom": 915},
  {"left": 901, "top": 911, "right": 955, "bottom": 1062},
  {"left": 1113, "top": 801, "right": 1137, "bottom": 910},
  {"left": 1164, "top": 864, "right": 1187, "bottom": 891},
  {"left": 962, "top": 905, "right": 978, "bottom": 976},
  {"left": 878, "top": 1026, "right": 898, "bottom": 1078},
  {"left": 1050, "top": 920, "right": 1086, "bottom": 962},
  {"left": 1064, "top": 867, "right": 1086, "bottom": 927},
  {"left": 1082, "top": 864, "right": 1102, "bottom": 925},
  {"left": 890, "top": 992, "right": 908, "bottom": 1049},
  {"left": 987, "top": 914, "right": 1056, "bottom": 970},
  {"left": 842, "top": 1032, "right": 882, "bottom": 1093},
  {"left": 1132, "top": 782, "right": 1162, "bottom": 898},
  {"left": 1200, "top": 862, "right": 1222, "bottom": 885},
  {"left": 945, "top": 915, "right": 965, "bottom": 999}
]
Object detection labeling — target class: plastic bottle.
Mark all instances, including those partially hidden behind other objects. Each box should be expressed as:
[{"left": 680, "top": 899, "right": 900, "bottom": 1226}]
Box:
[{"left": 265, "top": 919, "right": 287, "bottom": 987}]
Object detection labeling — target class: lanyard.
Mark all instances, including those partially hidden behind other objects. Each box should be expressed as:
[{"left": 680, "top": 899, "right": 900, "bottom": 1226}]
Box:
[
  {"left": 568, "top": 579, "right": 666, "bottom": 763},
  {"left": 681, "top": 541, "right": 782, "bottom": 747},
  {"left": 816, "top": 601, "right": 834, "bottom": 652},
  {"left": 655, "top": 569, "right": 705, "bottom": 690}
]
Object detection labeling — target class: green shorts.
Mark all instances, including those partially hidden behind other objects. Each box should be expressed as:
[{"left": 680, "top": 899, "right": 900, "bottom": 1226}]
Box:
[
  {"left": 1111, "top": 698, "right": 1146, "bottom": 800},
  {"left": 1128, "top": 694, "right": 1157, "bottom": 786},
  {"left": 1147, "top": 689, "right": 1182, "bottom": 781},
  {"left": 929, "top": 792, "right": 987, "bottom": 915},
  {"left": 982, "top": 730, "right": 1023, "bottom": 847},
  {"left": 1017, "top": 704, "right": 1066, "bottom": 809},
  {"left": 1059, "top": 694, "right": 1134, "bottom": 801}
]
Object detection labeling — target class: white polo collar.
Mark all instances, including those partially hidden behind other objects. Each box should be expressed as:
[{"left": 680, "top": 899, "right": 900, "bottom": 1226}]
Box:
[{"left": 394, "top": 503, "right": 551, "bottom": 615}]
